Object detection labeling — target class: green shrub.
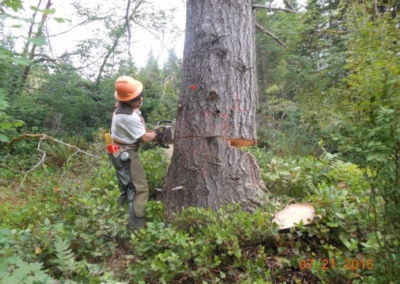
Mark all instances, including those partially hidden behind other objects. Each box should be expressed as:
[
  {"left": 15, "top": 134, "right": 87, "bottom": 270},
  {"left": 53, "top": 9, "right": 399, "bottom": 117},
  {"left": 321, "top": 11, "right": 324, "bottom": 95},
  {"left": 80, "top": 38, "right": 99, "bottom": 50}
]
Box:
[
  {"left": 140, "top": 147, "right": 169, "bottom": 192},
  {"left": 0, "top": 141, "right": 391, "bottom": 283},
  {"left": 125, "top": 205, "right": 279, "bottom": 283},
  {"left": 246, "top": 146, "right": 369, "bottom": 199}
]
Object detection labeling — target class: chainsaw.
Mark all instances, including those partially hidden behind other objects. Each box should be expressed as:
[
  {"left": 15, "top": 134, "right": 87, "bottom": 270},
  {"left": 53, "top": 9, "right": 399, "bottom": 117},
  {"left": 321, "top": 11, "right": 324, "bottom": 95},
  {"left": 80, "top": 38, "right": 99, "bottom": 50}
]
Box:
[
  {"left": 103, "top": 119, "right": 175, "bottom": 153},
  {"left": 153, "top": 119, "right": 175, "bottom": 149}
]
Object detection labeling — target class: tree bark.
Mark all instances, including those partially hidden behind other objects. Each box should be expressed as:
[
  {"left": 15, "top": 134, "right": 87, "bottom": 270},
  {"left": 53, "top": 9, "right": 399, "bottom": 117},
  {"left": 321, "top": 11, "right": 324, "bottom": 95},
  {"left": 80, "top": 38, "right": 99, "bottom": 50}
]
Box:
[
  {"left": 162, "top": 0, "right": 267, "bottom": 213},
  {"left": 94, "top": 0, "right": 146, "bottom": 86}
]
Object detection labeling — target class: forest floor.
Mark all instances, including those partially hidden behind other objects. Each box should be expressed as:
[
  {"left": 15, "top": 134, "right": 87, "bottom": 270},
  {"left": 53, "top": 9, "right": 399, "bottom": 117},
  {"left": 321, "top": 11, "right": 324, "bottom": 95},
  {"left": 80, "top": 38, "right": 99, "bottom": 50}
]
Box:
[{"left": 0, "top": 145, "right": 384, "bottom": 283}]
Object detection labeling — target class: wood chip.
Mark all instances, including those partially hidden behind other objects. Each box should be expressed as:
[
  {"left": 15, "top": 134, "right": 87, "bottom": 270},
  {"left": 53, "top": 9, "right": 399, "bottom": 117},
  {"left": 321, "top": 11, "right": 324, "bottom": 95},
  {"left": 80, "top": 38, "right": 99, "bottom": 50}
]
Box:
[
  {"left": 272, "top": 203, "right": 315, "bottom": 230},
  {"left": 172, "top": 186, "right": 184, "bottom": 191}
]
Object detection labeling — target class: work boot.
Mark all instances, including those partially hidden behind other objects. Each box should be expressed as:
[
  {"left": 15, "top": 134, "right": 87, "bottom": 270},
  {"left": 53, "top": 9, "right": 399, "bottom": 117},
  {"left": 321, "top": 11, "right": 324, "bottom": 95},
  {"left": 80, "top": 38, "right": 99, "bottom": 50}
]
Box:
[{"left": 128, "top": 216, "right": 146, "bottom": 230}]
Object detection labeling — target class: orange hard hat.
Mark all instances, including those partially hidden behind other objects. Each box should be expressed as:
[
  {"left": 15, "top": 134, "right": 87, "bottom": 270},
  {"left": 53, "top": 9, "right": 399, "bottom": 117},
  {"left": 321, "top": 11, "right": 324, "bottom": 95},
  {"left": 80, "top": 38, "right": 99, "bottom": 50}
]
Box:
[{"left": 114, "top": 76, "right": 143, "bottom": 101}]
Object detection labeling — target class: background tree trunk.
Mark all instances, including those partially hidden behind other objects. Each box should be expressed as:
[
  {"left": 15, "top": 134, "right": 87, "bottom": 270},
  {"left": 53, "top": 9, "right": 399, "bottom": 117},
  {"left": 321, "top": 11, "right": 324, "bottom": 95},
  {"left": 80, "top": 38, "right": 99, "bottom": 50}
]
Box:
[{"left": 162, "top": 0, "right": 267, "bottom": 213}]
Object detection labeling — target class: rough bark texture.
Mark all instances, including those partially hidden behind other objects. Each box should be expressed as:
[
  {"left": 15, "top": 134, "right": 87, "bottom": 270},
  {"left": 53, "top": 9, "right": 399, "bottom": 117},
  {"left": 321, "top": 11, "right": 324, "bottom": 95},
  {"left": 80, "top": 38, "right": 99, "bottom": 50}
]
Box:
[{"left": 162, "top": 0, "right": 267, "bottom": 213}]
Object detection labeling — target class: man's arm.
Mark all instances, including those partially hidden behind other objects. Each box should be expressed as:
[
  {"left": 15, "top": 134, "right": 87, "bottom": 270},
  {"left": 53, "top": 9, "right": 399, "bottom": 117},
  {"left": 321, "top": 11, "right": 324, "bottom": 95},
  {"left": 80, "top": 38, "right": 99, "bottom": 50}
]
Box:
[{"left": 139, "top": 131, "right": 157, "bottom": 143}]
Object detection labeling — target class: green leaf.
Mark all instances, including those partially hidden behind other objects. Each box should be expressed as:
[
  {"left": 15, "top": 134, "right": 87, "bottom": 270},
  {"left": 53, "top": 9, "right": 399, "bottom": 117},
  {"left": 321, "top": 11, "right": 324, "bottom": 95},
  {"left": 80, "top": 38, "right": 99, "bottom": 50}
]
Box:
[
  {"left": 0, "top": 134, "right": 8, "bottom": 142},
  {"left": 42, "top": 8, "right": 56, "bottom": 14},
  {"left": 0, "top": 100, "right": 9, "bottom": 111},
  {"left": 0, "top": 122, "right": 13, "bottom": 128},
  {"left": 54, "top": 17, "right": 66, "bottom": 23},
  {"left": 28, "top": 36, "right": 47, "bottom": 46},
  {"left": 29, "top": 6, "right": 55, "bottom": 14},
  {"left": 0, "top": 120, "right": 23, "bottom": 129},
  {"left": 4, "top": 0, "right": 23, "bottom": 11},
  {"left": 326, "top": 221, "right": 338, "bottom": 227},
  {"left": 0, "top": 257, "right": 9, "bottom": 279},
  {"left": 335, "top": 212, "right": 345, "bottom": 219}
]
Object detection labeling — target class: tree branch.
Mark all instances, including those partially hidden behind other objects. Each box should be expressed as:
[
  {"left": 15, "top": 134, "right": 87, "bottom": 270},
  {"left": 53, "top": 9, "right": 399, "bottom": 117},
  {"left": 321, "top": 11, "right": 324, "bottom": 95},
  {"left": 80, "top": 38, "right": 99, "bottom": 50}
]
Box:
[
  {"left": 45, "top": 20, "right": 55, "bottom": 59},
  {"left": 47, "top": 18, "right": 95, "bottom": 37},
  {"left": 252, "top": 4, "right": 297, "bottom": 14},
  {"left": 8, "top": 134, "right": 99, "bottom": 159},
  {"left": 16, "top": 136, "right": 47, "bottom": 191},
  {"left": 283, "top": 0, "right": 296, "bottom": 12},
  {"left": 255, "top": 23, "right": 288, "bottom": 49},
  {"left": 95, "top": 0, "right": 145, "bottom": 86},
  {"left": 132, "top": 19, "right": 172, "bottom": 53},
  {"left": 125, "top": 0, "right": 132, "bottom": 58},
  {"left": 22, "top": 0, "right": 43, "bottom": 56},
  {"left": 7, "top": 134, "right": 100, "bottom": 191},
  {"left": 32, "top": 56, "right": 57, "bottom": 64},
  {"left": 95, "top": 38, "right": 120, "bottom": 86}
]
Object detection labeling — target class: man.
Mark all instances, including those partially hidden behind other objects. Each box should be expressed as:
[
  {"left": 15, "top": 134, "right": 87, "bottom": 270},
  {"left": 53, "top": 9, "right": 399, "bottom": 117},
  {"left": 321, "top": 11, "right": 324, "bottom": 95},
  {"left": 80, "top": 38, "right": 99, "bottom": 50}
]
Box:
[{"left": 111, "top": 76, "right": 156, "bottom": 229}]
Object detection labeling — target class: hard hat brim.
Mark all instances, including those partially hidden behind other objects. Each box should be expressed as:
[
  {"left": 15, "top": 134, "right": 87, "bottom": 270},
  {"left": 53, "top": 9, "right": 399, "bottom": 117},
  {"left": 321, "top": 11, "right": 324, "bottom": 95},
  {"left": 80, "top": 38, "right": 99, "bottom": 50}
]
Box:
[{"left": 114, "top": 79, "right": 143, "bottom": 101}]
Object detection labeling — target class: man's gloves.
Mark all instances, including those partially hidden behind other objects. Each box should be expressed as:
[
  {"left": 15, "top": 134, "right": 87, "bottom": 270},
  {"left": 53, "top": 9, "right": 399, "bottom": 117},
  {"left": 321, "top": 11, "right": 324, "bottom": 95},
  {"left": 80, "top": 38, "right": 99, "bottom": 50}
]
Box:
[
  {"left": 153, "top": 124, "right": 174, "bottom": 148},
  {"left": 153, "top": 127, "right": 166, "bottom": 148}
]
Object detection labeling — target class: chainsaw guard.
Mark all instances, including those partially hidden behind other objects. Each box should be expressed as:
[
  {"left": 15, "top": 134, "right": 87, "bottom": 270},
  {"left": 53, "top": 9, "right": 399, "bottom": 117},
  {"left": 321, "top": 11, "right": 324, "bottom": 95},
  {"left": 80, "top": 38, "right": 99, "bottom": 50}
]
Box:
[
  {"left": 109, "top": 152, "right": 142, "bottom": 229},
  {"left": 128, "top": 201, "right": 146, "bottom": 229},
  {"left": 109, "top": 153, "right": 133, "bottom": 196}
]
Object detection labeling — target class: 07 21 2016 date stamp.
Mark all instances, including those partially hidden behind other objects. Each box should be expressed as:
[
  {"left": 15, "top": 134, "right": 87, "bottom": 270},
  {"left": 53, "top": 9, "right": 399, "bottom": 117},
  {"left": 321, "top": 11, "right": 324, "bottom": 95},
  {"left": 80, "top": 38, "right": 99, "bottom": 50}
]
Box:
[{"left": 299, "top": 258, "right": 374, "bottom": 270}]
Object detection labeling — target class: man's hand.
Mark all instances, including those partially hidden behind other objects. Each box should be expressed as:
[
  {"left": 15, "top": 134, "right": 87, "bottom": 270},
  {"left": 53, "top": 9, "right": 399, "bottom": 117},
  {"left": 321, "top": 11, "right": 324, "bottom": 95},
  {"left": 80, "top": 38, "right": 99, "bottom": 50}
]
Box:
[
  {"left": 153, "top": 127, "right": 170, "bottom": 148},
  {"left": 154, "top": 127, "right": 165, "bottom": 142},
  {"left": 139, "top": 131, "right": 157, "bottom": 143}
]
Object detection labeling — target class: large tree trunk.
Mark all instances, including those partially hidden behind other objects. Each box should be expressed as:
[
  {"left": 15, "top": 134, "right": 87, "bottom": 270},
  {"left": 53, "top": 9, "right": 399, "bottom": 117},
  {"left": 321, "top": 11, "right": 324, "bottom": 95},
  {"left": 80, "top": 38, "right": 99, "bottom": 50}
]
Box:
[{"left": 162, "top": 0, "right": 267, "bottom": 212}]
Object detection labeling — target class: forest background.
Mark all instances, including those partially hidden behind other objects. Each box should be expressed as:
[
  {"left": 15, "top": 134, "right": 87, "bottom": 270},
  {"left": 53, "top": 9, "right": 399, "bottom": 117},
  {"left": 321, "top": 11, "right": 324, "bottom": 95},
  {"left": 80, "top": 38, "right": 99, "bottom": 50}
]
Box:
[{"left": 1, "top": 0, "right": 399, "bottom": 283}]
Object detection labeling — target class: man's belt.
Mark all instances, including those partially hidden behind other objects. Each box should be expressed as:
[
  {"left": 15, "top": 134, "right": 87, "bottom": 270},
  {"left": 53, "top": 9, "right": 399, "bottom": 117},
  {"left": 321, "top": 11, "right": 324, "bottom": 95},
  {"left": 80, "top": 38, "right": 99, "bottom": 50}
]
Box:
[{"left": 113, "top": 140, "right": 140, "bottom": 152}]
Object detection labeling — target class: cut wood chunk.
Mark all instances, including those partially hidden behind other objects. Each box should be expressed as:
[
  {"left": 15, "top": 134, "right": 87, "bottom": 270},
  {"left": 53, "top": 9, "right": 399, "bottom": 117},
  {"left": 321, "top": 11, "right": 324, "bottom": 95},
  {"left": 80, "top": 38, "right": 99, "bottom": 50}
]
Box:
[
  {"left": 273, "top": 203, "right": 315, "bottom": 230},
  {"left": 229, "top": 138, "right": 257, "bottom": 147}
]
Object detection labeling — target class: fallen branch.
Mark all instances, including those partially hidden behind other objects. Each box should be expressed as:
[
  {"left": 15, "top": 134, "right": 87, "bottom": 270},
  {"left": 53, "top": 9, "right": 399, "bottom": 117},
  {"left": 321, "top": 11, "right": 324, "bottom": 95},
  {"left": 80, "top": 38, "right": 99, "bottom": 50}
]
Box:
[
  {"left": 8, "top": 133, "right": 98, "bottom": 159},
  {"left": 7, "top": 133, "right": 100, "bottom": 191},
  {"left": 255, "top": 23, "right": 288, "bottom": 50},
  {"left": 8, "top": 133, "right": 44, "bottom": 146},
  {"left": 17, "top": 136, "right": 47, "bottom": 191}
]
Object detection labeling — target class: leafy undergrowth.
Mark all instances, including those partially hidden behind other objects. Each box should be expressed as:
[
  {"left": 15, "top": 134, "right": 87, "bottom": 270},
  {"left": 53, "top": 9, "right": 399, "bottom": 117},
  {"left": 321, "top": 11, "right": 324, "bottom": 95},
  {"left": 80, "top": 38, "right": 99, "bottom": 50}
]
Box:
[{"left": 0, "top": 147, "right": 395, "bottom": 283}]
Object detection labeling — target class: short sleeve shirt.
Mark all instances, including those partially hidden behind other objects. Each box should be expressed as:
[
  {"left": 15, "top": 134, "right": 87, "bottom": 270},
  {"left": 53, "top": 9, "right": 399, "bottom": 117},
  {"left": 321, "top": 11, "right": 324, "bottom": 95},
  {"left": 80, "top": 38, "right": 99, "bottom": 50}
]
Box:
[{"left": 111, "top": 109, "right": 146, "bottom": 144}]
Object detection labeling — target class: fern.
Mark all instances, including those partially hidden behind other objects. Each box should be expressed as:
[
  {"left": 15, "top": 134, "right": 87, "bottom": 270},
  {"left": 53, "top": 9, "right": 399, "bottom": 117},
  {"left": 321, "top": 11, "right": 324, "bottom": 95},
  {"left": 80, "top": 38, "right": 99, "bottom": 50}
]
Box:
[
  {"left": 0, "top": 256, "right": 54, "bottom": 284},
  {"left": 53, "top": 237, "right": 77, "bottom": 281},
  {"left": 44, "top": 136, "right": 87, "bottom": 167}
]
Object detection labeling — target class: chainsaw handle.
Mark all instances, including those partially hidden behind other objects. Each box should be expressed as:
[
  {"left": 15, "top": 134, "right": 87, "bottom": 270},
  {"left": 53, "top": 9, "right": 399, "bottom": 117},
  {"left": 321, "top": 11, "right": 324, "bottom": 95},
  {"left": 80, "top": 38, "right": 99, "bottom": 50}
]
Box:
[{"left": 156, "top": 120, "right": 174, "bottom": 126}]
